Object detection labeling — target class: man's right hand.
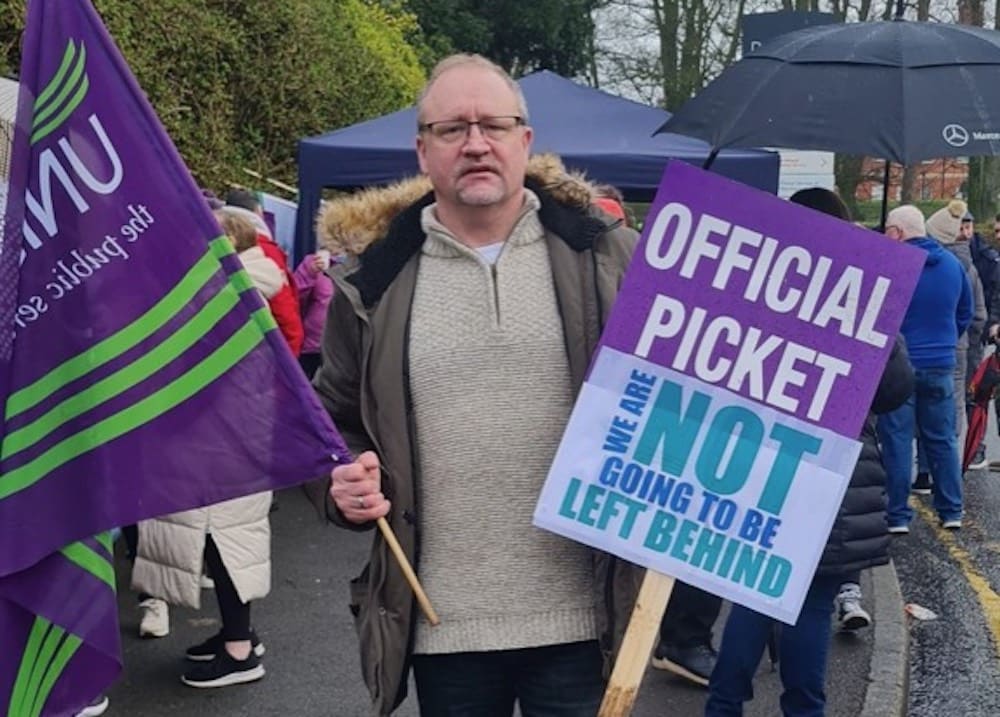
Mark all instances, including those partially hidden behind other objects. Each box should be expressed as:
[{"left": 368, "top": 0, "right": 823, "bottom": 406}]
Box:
[{"left": 330, "top": 451, "right": 391, "bottom": 524}]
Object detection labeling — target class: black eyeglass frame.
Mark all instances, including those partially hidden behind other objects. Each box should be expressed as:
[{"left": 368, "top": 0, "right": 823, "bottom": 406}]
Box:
[{"left": 417, "top": 115, "right": 525, "bottom": 140}]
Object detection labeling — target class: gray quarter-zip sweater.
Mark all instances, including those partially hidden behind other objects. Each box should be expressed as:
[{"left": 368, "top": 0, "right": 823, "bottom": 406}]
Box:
[{"left": 409, "top": 192, "right": 597, "bottom": 653}]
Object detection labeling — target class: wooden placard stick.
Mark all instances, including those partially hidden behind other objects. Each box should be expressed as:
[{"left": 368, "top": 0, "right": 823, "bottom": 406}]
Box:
[
  {"left": 598, "top": 570, "right": 676, "bottom": 716},
  {"left": 376, "top": 516, "right": 440, "bottom": 626}
]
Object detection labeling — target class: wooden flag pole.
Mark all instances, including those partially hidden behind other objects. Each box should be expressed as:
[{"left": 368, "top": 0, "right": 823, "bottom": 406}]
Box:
[
  {"left": 376, "top": 516, "right": 440, "bottom": 626},
  {"left": 598, "top": 570, "right": 676, "bottom": 717}
]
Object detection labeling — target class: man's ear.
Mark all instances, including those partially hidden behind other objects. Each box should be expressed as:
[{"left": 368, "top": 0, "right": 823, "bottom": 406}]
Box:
[{"left": 417, "top": 134, "right": 428, "bottom": 175}]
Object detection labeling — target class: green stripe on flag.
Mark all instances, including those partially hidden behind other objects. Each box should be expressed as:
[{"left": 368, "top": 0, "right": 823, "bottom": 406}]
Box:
[
  {"left": 209, "top": 236, "right": 236, "bottom": 259},
  {"left": 96, "top": 531, "right": 113, "bottom": 555},
  {"left": 19, "top": 623, "right": 63, "bottom": 717},
  {"left": 31, "top": 44, "right": 86, "bottom": 129},
  {"left": 5, "top": 247, "right": 222, "bottom": 420},
  {"left": 0, "top": 314, "right": 267, "bottom": 501},
  {"left": 28, "top": 633, "right": 81, "bottom": 717},
  {"left": 33, "top": 42, "right": 76, "bottom": 112},
  {"left": 30, "top": 74, "right": 90, "bottom": 145},
  {"left": 228, "top": 269, "right": 254, "bottom": 294},
  {"left": 2, "top": 288, "right": 240, "bottom": 459},
  {"left": 251, "top": 302, "right": 278, "bottom": 333},
  {"left": 7, "top": 617, "right": 50, "bottom": 717},
  {"left": 60, "top": 542, "right": 115, "bottom": 590}
]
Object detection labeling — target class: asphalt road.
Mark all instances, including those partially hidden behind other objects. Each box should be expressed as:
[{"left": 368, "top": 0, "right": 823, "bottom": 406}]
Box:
[
  {"left": 106, "top": 487, "right": 872, "bottom": 716},
  {"left": 890, "top": 415, "right": 1000, "bottom": 716}
]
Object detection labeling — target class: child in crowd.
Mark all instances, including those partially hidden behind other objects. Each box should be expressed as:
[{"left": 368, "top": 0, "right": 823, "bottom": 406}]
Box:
[
  {"left": 293, "top": 248, "right": 337, "bottom": 379},
  {"left": 129, "top": 210, "right": 276, "bottom": 688}
]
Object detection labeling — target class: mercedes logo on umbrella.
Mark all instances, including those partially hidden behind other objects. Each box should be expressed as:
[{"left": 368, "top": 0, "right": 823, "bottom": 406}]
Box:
[{"left": 943, "top": 124, "right": 970, "bottom": 147}]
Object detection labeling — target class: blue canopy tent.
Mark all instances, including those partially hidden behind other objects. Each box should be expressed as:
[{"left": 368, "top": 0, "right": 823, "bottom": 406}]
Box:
[{"left": 295, "top": 70, "right": 779, "bottom": 260}]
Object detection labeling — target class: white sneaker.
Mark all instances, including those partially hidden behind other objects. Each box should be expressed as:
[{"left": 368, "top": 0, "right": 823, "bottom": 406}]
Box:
[
  {"left": 836, "top": 583, "right": 872, "bottom": 632},
  {"left": 139, "top": 598, "right": 170, "bottom": 638},
  {"left": 75, "top": 695, "right": 109, "bottom": 717}
]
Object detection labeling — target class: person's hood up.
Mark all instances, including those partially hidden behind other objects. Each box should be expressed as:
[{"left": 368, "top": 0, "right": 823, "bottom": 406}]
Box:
[
  {"left": 906, "top": 236, "right": 947, "bottom": 266},
  {"left": 315, "top": 153, "right": 602, "bottom": 256},
  {"left": 225, "top": 205, "right": 273, "bottom": 240}
]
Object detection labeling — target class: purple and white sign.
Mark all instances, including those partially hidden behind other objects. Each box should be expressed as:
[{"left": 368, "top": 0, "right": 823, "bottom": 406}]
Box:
[{"left": 535, "top": 161, "right": 923, "bottom": 624}]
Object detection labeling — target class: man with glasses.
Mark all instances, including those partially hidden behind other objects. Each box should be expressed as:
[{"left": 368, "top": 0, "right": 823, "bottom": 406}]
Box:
[
  {"left": 877, "top": 205, "right": 973, "bottom": 533},
  {"left": 316, "top": 54, "right": 641, "bottom": 715}
]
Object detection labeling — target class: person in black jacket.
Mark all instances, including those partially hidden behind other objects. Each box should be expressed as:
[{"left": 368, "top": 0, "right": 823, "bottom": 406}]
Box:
[
  {"left": 967, "top": 213, "right": 1000, "bottom": 469},
  {"left": 705, "top": 188, "right": 915, "bottom": 717}
]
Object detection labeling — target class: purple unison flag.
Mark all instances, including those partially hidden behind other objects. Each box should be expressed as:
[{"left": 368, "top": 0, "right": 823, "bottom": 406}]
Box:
[{"left": 0, "top": 1, "right": 348, "bottom": 714}]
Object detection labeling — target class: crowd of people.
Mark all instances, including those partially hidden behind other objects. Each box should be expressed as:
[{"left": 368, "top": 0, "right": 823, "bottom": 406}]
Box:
[{"left": 81, "top": 53, "right": 1000, "bottom": 717}]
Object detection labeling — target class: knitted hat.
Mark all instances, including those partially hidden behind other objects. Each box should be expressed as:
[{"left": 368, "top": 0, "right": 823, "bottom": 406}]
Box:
[{"left": 925, "top": 199, "right": 968, "bottom": 244}]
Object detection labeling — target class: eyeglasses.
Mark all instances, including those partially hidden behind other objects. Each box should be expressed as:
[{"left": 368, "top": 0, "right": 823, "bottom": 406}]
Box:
[{"left": 418, "top": 116, "right": 524, "bottom": 143}]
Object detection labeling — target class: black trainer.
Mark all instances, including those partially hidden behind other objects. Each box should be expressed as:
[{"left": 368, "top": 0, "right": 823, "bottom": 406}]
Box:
[
  {"left": 912, "top": 472, "right": 932, "bottom": 495},
  {"left": 650, "top": 642, "right": 717, "bottom": 687},
  {"left": 185, "top": 629, "right": 265, "bottom": 662},
  {"left": 181, "top": 649, "right": 265, "bottom": 688}
]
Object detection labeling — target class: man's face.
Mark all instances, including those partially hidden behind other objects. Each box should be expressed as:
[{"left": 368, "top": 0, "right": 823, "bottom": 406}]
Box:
[
  {"left": 960, "top": 220, "right": 974, "bottom": 240},
  {"left": 994, "top": 221, "right": 1000, "bottom": 243},
  {"left": 416, "top": 65, "right": 532, "bottom": 212}
]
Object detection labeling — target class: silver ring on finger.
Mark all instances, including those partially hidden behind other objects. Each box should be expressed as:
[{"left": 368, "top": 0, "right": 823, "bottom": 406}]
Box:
[{"left": 356, "top": 495, "right": 365, "bottom": 509}]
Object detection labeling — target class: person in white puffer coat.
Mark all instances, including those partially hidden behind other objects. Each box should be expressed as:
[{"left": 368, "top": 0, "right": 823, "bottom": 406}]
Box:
[{"left": 131, "top": 209, "right": 281, "bottom": 689}]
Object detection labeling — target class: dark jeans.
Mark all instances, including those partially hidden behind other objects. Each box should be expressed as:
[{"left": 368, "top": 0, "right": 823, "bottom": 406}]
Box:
[
  {"left": 204, "top": 534, "right": 252, "bottom": 641},
  {"left": 705, "top": 573, "right": 842, "bottom": 717},
  {"left": 122, "top": 524, "right": 154, "bottom": 603},
  {"left": 660, "top": 582, "right": 723, "bottom": 648},
  {"left": 412, "top": 640, "right": 603, "bottom": 716},
  {"left": 878, "top": 366, "right": 962, "bottom": 525}
]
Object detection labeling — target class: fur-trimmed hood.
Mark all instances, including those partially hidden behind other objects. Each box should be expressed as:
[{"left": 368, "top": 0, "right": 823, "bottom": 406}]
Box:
[{"left": 315, "top": 154, "right": 601, "bottom": 255}]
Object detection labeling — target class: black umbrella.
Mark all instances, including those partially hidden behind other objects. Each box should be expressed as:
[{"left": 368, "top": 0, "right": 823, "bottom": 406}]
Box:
[{"left": 657, "top": 18, "right": 1000, "bottom": 224}]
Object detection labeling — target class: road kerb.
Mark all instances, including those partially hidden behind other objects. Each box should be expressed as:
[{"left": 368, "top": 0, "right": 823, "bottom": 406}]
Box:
[{"left": 859, "top": 561, "right": 908, "bottom": 717}]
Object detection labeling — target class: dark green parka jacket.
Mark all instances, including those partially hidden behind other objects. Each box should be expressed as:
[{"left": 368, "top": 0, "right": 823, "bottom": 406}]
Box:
[{"left": 313, "top": 156, "right": 643, "bottom": 715}]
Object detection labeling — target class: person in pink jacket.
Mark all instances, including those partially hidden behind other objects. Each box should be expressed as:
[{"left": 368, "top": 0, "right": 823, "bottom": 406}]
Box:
[{"left": 293, "top": 250, "right": 336, "bottom": 378}]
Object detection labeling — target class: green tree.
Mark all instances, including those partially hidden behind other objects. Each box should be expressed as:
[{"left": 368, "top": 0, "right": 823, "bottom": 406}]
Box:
[
  {"left": 403, "top": 0, "right": 492, "bottom": 60},
  {"left": 405, "top": 0, "right": 600, "bottom": 77},
  {"left": 0, "top": 0, "right": 25, "bottom": 77},
  {"left": 213, "top": 0, "right": 425, "bottom": 182},
  {"left": 962, "top": 0, "right": 1000, "bottom": 221},
  {"left": 93, "top": 0, "right": 245, "bottom": 188},
  {"left": 0, "top": 0, "right": 426, "bottom": 189}
]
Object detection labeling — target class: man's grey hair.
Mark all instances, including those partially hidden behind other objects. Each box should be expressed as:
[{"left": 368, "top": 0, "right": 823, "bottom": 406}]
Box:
[
  {"left": 416, "top": 54, "right": 529, "bottom": 126},
  {"left": 886, "top": 204, "right": 926, "bottom": 239}
]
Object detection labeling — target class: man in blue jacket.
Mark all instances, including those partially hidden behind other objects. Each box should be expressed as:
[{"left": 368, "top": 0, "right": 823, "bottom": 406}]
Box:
[{"left": 878, "top": 205, "right": 974, "bottom": 532}]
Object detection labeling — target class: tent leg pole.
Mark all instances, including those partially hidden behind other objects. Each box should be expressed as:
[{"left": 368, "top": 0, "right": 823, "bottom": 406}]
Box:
[
  {"left": 879, "top": 160, "right": 891, "bottom": 231},
  {"left": 702, "top": 148, "right": 720, "bottom": 171}
]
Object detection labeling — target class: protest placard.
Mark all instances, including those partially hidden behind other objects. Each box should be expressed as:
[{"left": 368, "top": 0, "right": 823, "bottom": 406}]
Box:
[{"left": 534, "top": 160, "right": 924, "bottom": 625}]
